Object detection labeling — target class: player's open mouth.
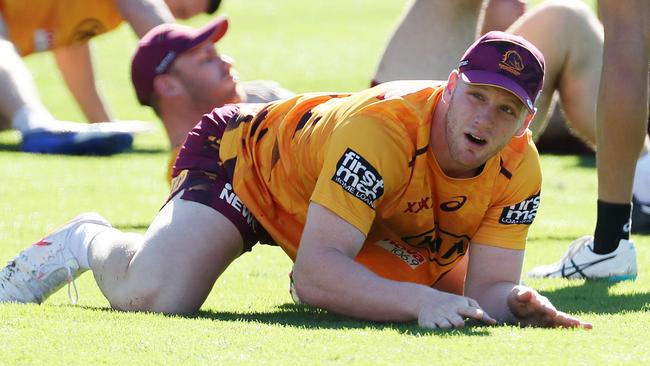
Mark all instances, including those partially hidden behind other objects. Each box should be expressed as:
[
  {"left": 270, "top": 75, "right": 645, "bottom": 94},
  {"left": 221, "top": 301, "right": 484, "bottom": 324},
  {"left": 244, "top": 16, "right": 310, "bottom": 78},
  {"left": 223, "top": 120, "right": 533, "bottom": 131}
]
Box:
[{"left": 465, "top": 133, "right": 487, "bottom": 146}]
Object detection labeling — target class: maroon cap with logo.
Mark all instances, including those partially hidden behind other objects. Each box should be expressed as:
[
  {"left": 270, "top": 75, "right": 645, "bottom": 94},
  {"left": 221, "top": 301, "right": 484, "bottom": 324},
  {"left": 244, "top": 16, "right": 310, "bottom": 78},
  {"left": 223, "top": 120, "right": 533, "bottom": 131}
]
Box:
[
  {"left": 458, "top": 31, "right": 545, "bottom": 113},
  {"left": 131, "top": 16, "right": 229, "bottom": 106}
]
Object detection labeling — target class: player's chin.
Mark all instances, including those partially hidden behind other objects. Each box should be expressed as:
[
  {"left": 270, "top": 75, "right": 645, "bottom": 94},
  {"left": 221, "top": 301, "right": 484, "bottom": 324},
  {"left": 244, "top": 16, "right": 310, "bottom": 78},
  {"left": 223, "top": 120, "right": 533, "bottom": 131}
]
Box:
[{"left": 215, "top": 84, "right": 240, "bottom": 104}]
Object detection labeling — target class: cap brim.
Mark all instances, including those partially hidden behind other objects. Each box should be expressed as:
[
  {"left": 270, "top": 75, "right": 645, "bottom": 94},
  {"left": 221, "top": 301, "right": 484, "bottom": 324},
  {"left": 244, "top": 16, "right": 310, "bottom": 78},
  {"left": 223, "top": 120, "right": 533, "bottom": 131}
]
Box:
[
  {"left": 460, "top": 71, "right": 535, "bottom": 113},
  {"left": 188, "top": 15, "right": 229, "bottom": 49}
]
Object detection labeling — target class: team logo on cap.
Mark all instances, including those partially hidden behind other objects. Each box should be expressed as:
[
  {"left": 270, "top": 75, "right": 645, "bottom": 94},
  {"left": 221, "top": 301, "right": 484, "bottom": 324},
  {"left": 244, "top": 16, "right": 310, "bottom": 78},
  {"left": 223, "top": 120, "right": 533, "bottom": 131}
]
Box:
[{"left": 499, "top": 50, "right": 524, "bottom": 76}]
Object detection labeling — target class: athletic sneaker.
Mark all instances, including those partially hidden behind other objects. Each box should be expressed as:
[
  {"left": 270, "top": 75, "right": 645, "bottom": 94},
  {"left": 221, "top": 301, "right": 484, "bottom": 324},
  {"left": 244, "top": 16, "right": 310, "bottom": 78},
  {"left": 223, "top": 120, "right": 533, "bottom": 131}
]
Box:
[
  {"left": 21, "top": 129, "right": 133, "bottom": 155},
  {"left": 0, "top": 213, "right": 111, "bottom": 304},
  {"left": 527, "top": 236, "right": 637, "bottom": 281},
  {"left": 632, "top": 195, "right": 650, "bottom": 234}
]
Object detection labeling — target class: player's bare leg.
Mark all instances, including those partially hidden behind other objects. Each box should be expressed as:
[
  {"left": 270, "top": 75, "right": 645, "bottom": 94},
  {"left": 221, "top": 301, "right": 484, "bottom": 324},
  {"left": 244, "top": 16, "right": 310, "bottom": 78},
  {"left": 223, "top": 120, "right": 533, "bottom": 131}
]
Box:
[
  {"left": 597, "top": 1, "right": 649, "bottom": 204},
  {"left": 594, "top": 0, "right": 650, "bottom": 241},
  {"left": 507, "top": 0, "right": 603, "bottom": 142},
  {"left": 372, "top": 0, "right": 484, "bottom": 83},
  {"left": 0, "top": 194, "right": 245, "bottom": 314},
  {"left": 479, "top": 0, "right": 526, "bottom": 35},
  {"left": 528, "top": 1, "right": 648, "bottom": 280},
  {"left": 89, "top": 194, "right": 244, "bottom": 314},
  {"left": 372, "top": 0, "right": 526, "bottom": 85}
]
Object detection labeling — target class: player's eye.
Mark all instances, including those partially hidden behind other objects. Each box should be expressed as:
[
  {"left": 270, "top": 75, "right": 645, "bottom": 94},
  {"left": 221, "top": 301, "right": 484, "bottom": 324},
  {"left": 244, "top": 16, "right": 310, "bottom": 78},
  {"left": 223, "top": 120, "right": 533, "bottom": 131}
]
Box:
[
  {"left": 499, "top": 104, "right": 515, "bottom": 115},
  {"left": 470, "top": 92, "right": 485, "bottom": 101}
]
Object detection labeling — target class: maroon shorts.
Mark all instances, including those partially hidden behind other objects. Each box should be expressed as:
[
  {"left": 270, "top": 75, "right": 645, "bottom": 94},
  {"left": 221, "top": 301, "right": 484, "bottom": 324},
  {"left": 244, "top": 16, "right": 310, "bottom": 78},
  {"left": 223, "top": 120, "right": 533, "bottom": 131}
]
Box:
[{"left": 169, "top": 105, "right": 270, "bottom": 252}]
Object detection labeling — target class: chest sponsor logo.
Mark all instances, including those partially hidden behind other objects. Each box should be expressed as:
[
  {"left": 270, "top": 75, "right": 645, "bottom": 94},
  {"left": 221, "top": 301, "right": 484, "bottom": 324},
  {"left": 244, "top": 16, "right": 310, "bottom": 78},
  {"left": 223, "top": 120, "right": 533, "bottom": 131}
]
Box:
[
  {"left": 375, "top": 239, "right": 426, "bottom": 269},
  {"left": 331, "top": 148, "right": 384, "bottom": 209},
  {"left": 440, "top": 196, "right": 467, "bottom": 212},
  {"left": 499, "top": 192, "right": 540, "bottom": 225},
  {"left": 401, "top": 226, "right": 469, "bottom": 267}
]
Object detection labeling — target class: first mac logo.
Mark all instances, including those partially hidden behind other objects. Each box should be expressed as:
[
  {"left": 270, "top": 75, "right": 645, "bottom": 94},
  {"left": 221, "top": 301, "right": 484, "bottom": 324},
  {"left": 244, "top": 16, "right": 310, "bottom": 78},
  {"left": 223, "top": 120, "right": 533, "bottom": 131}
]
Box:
[
  {"left": 499, "top": 192, "right": 540, "bottom": 225},
  {"left": 332, "top": 148, "right": 384, "bottom": 208}
]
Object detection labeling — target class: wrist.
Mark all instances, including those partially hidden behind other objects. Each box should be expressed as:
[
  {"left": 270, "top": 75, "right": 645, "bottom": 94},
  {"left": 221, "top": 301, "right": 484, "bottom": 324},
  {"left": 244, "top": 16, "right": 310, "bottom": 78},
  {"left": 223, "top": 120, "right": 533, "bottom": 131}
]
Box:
[{"left": 411, "top": 285, "right": 441, "bottom": 318}]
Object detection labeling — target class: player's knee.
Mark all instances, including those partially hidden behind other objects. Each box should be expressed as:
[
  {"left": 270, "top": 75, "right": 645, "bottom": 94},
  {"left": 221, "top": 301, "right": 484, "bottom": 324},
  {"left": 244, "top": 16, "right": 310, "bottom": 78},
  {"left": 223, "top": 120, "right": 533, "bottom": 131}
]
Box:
[
  {"left": 110, "top": 290, "right": 160, "bottom": 313},
  {"left": 110, "top": 282, "right": 200, "bottom": 315},
  {"left": 533, "top": 0, "right": 596, "bottom": 28}
]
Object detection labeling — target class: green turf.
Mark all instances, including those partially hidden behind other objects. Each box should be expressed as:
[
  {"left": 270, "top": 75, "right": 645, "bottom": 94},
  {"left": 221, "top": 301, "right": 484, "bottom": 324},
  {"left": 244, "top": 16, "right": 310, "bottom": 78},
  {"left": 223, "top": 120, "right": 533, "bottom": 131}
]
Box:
[{"left": 1, "top": 0, "right": 649, "bottom": 365}]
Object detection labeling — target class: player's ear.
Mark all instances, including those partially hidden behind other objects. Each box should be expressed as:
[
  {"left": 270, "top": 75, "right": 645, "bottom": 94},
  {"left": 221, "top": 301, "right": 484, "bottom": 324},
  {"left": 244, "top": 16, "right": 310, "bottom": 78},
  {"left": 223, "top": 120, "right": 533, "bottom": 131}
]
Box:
[
  {"left": 153, "top": 74, "right": 183, "bottom": 98},
  {"left": 515, "top": 109, "right": 535, "bottom": 137},
  {"left": 443, "top": 70, "right": 459, "bottom": 103}
]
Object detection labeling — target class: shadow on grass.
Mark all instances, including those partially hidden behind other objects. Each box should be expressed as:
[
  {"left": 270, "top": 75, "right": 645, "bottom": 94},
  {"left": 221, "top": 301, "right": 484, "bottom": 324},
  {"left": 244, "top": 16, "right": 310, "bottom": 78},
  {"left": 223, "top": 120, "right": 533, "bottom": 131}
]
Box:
[
  {"left": 190, "top": 304, "right": 492, "bottom": 336},
  {"left": 127, "top": 147, "right": 167, "bottom": 154},
  {"left": 575, "top": 154, "right": 595, "bottom": 168},
  {"left": 540, "top": 281, "right": 650, "bottom": 314},
  {"left": 0, "top": 141, "right": 21, "bottom": 152},
  {"left": 74, "top": 303, "right": 490, "bottom": 336}
]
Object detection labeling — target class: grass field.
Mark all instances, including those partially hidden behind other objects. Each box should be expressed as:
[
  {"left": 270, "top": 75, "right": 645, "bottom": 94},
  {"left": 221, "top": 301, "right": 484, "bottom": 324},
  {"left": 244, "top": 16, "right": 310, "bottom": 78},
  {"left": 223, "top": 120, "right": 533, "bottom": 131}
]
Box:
[{"left": 1, "top": 0, "right": 649, "bottom": 365}]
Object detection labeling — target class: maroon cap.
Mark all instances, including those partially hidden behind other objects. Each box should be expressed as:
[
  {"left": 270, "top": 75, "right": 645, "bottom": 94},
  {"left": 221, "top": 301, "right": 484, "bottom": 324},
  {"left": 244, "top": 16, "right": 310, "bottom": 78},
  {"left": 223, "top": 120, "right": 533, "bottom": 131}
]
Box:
[
  {"left": 131, "top": 16, "right": 229, "bottom": 106},
  {"left": 458, "top": 31, "right": 545, "bottom": 113}
]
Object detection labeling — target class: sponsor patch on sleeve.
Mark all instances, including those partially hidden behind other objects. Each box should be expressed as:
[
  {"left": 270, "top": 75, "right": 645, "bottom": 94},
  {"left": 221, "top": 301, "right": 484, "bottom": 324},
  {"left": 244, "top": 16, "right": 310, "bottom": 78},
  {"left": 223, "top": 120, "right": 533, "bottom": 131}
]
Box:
[
  {"left": 331, "top": 148, "right": 384, "bottom": 209},
  {"left": 498, "top": 192, "right": 541, "bottom": 225}
]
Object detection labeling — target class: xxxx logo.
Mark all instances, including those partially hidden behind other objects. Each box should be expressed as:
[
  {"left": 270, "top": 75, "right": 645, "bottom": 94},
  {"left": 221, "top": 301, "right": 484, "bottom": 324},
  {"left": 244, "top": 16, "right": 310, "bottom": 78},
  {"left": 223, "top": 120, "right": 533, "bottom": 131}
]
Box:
[
  {"left": 439, "top": 196, "right": 467, "bottom": 212},
  {"left": 404, "top": 197, "right": 433, "bottom": 214}
]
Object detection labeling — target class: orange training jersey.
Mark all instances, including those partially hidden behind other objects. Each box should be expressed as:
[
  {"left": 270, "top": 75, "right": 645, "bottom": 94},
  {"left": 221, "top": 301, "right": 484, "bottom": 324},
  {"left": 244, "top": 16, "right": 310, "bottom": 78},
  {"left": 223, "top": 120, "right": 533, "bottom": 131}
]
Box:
[
  {"left": 0, "top": 0, "right": 123, "bottom": 56},
  {"left": 220, "top": 80, "right": 542, "bottom": 286}
]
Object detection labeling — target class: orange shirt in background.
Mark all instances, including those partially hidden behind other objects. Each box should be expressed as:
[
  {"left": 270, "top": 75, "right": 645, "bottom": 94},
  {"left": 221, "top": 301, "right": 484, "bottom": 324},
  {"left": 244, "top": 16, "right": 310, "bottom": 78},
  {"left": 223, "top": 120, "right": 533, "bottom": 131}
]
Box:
[{"left": 0, "top": 0, "right": 122, "bottom": 56}]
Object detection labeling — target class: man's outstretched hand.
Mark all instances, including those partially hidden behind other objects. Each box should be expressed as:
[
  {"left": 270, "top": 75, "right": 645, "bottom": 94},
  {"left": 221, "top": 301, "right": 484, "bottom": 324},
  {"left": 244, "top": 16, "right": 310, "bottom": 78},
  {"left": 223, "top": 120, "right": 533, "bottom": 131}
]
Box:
[{"left": 507, "top": 285, "right": 592, "bottom": 329}]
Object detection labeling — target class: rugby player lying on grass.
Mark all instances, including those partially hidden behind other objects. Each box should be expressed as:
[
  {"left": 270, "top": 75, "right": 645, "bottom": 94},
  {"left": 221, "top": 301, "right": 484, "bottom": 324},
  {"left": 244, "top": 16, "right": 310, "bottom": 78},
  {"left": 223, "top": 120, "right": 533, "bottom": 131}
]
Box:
[
  {"left": 0, "top": 31, "right": 591, "bottom": 329},
  {"left": 129, "top": 16, "right": 293, "bottom": 182}
]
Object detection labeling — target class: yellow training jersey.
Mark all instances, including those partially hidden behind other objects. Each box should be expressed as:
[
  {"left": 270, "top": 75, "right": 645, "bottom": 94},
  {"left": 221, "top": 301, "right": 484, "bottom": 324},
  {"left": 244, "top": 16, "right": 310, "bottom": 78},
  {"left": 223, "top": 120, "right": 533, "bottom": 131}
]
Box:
[
  {"left": 220, "top": 80, "right": 542, "bottom": 286},
  {"left": 0, "top": 0, "right": 123, "bottom": 56}
]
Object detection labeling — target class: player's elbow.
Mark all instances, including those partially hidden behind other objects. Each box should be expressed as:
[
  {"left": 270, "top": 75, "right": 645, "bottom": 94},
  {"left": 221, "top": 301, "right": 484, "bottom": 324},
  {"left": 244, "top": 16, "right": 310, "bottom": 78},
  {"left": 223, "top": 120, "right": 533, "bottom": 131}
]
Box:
[{"left": 291, "top": 262, "right": 329, "bottom": 308}]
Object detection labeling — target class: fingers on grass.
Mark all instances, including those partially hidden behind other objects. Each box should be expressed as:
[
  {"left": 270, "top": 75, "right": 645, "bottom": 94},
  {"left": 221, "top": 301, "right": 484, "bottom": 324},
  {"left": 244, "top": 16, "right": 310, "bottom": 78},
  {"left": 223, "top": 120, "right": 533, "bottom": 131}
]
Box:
[
  {"left": 554, "top": 312, "right": 593, "bottom": 330},
  {"left": 460, "top": 306, "right": 496, "bottom": 325},
  {"left": 448, "top": 314, "right": 466, "bottom": 328}
]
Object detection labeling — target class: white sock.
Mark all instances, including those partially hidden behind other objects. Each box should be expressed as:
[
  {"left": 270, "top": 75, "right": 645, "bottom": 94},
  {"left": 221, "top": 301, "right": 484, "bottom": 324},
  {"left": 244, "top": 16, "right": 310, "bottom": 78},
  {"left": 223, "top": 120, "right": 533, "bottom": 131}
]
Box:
[
  {"left": 69, "top": 223, "right": 112, "bottom": 270},
  {"left": 11, "top": 103, "right": 56, "bottom": 133},
  {"left": 634, "top": 154, "right": 650, "bottom": 203}
]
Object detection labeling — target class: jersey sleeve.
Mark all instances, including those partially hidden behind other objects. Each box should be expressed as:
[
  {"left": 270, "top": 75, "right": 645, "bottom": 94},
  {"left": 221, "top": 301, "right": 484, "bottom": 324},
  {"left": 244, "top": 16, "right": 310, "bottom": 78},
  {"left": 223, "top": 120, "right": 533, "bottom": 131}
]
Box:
[
  {"left": 310, "top": 115, "right": 412, "bottom": 235},
  {"left": 471, "top": 141, "right": 542, "bottom": 250}
]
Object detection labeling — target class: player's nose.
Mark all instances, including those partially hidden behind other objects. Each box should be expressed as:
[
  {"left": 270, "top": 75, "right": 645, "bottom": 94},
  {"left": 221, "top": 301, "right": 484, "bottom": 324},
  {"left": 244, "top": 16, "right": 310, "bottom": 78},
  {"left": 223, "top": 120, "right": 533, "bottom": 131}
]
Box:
[{"left": 220, "top": 54, "right": 235, "bottom": 67}]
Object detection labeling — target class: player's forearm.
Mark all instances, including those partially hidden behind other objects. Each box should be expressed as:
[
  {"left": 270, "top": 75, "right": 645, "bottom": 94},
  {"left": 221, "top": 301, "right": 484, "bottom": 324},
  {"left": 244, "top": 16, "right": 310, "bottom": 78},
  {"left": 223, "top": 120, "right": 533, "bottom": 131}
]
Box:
[
  {"left": 472, "top": 281, "right": 519, "bottom": 324},
  {"left": 54, "top": 44, "right": 112, "bottom": 122},
  {"left": 292, "top": 248, "right": 433, "bottom": 322},
  {"left": 116, "top": 0, "right": 174, "bottom": 37}
]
